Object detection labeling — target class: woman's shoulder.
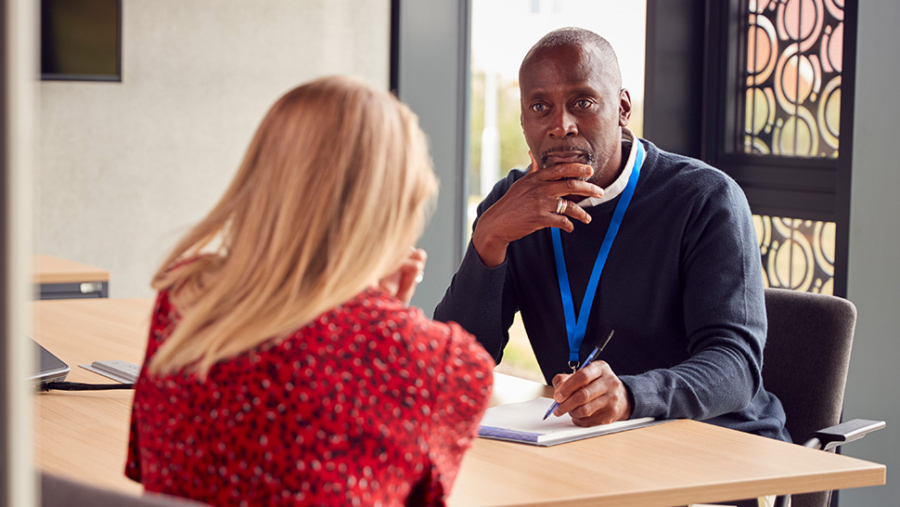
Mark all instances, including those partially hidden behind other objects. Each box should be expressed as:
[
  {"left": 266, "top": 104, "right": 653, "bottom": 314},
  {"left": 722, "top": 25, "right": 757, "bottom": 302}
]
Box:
[
  {"left": 337, "top": 288, "right": 491, "bottom": 364},
  {"left": 337, "top": 288, "right": 460, "bottom": 338}
]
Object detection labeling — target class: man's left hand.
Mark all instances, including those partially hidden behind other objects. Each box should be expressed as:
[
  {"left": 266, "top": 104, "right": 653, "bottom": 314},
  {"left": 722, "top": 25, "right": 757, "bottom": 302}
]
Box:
[{"left": 550, "top": 361, "right": 633, "bottom": 427}]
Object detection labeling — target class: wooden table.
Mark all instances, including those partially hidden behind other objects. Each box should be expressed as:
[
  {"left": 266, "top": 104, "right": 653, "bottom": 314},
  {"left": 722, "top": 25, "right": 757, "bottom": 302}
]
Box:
[
  {"left": 33, "top": 297, "right": 150, "bottom": 495},
  {"left": 32, "top": 254, "right": 110, "bottom": 299},
  {"left": 32, "top": 298, "right": 886, "bottom": 506}
]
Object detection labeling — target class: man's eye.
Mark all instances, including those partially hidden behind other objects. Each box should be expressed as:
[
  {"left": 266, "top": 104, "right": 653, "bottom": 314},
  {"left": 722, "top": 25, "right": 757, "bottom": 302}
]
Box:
[
  {"left": 531, "top": 103, "right": 546, "bottom": 113},
  {"left": 575, "top": 99, "right": 592, "bottom": 109}
]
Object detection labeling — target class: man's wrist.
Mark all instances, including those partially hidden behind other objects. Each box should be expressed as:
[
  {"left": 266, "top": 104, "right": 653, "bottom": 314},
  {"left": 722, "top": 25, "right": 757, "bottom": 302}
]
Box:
[{"left": 472, "top": 226, "right": 508, "bottom": 268}]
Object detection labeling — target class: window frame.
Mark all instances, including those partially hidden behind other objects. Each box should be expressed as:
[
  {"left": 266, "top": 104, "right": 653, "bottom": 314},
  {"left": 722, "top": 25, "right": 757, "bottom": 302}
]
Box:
[
  {"left": 705, "top": 0, "right": 857, "bottom": 298},
  {"left": 39, "top": 0, "right": 123, "bottom": 82}
]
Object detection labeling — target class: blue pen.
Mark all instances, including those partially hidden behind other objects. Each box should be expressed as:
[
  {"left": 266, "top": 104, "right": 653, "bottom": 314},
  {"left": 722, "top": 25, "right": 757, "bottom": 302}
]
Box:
[{"left": 543, "top": 330, "right": 615, "bottom": 420}]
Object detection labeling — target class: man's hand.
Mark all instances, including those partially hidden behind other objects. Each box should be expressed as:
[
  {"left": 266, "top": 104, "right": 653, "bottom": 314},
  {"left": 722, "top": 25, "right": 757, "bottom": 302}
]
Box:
[
  {"left": 378, "top": 248, "right": 426, "bottom": 305},
  {"left": 471, "top": 152, "right": 604, "bottom": 267},
  {"left": 549, "top": 360, "right": 633, "bottom": 427}
]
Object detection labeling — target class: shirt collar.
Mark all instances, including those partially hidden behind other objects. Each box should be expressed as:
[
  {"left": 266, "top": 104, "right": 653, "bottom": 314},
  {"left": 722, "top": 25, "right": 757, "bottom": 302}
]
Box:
[{"left": 576, "top": 127, "right": 641, "bottom": 208}]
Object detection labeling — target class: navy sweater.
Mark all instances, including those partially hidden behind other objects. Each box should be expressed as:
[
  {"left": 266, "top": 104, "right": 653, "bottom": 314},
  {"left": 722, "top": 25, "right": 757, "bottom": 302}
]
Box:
[{"left": 435, "top": 139, "right": 789, "bottom": 441}]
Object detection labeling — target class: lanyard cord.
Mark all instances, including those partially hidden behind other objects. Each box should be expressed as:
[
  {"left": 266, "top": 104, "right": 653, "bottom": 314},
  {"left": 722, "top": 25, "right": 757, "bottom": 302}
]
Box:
[{"left": 551, "top": 141, "right": 644, "bottom": 368}]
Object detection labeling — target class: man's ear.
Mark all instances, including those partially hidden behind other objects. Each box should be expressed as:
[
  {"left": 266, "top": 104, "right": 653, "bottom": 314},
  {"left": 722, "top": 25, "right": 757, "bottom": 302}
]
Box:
[{"left": 618, "top": 88, "right": 632, "bottom": 127}]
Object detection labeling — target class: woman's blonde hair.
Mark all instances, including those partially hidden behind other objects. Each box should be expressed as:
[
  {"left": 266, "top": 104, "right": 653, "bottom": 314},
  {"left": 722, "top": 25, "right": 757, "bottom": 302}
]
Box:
[{"left": 148, "top": 76, "right": 437, "bottom": 375}]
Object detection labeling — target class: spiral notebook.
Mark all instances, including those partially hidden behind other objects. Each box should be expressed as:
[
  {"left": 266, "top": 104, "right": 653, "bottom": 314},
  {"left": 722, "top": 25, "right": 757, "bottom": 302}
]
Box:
[{"left": 478, "top": 397, "right": 659, "bottom": 446}]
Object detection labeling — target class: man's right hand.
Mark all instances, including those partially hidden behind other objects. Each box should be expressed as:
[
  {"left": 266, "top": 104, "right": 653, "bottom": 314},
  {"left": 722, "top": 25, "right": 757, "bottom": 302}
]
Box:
[{"left": 472, "top": 152, "right": 604, "bottom": 267}]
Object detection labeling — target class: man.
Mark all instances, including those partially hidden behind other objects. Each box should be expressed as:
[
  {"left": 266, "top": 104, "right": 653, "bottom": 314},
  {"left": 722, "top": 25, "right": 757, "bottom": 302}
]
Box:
[{"left": 434, "top": 27, "right": 789, "bottom": 442}]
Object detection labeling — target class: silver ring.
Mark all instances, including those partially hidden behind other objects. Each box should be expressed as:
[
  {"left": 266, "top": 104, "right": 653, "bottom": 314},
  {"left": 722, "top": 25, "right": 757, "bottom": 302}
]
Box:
[
  {"left": 415, "top": 271, "right": 424, "bottom": 283},
  {"left": 555, "top": 198, "right": 567, "bottom": 215}
]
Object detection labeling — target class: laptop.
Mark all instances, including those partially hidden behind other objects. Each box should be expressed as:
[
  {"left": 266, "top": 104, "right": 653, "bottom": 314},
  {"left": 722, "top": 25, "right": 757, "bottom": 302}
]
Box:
[{"left": 28, "top": 337, "right": 70, "bottom": 386}]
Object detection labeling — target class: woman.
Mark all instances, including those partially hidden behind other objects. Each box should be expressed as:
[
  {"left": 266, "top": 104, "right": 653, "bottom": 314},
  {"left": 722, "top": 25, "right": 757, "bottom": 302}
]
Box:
[{"left": 125, "top": 76, "right": 494, "bottom": 507}]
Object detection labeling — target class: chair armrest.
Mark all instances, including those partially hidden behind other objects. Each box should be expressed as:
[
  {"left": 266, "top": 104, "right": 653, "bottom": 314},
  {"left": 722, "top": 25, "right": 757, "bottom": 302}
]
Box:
[{"left": 803, "top": 419, "right": 886, "bottom": 451}]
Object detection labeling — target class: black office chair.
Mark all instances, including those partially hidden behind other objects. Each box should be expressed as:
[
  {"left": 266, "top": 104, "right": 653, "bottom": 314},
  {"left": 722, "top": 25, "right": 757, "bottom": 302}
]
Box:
[
  {"left": 762, "top": 288, "right": 884, "bottom": 507},
  {"left": 41, "top": 472, "right": 210, "bottom": 507}
]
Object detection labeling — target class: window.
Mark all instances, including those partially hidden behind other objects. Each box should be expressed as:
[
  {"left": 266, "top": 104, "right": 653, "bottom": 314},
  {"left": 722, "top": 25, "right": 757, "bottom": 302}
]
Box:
[
  {"left": 704, "top": 0, "right": 857, "bottom": 296},
  {"left": 740, "top": 0, "right": 846, "bottom": 158},
  {"left": 755, "top": 215, "right": 837, "bottom": 294},
  {"left": 41, "top": 0, "right": 121, "bottom": 81},
  {"left": 468, "top": 0, "right": 647, "bottom": 379}
]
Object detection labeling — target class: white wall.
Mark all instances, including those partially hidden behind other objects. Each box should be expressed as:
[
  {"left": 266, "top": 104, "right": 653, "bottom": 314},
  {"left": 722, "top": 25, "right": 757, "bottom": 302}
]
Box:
[
  {"left": 37, "top": 0, "right": 390, "bottom": 298},
  {"left": 843, "top": 1, "right": 900, "bottom": 505}
]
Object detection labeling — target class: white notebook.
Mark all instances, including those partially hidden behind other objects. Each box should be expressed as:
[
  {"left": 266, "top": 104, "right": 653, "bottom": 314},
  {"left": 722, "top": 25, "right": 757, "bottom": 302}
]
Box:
[{"left": 478, "top": 397, "right": 659, "bottom": 446}]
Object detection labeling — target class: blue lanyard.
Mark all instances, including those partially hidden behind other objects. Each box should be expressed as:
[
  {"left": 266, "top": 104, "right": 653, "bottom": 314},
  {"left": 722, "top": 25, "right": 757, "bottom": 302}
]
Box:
[{"left": 551, "top": 141, "right": 643, "bottom": 369}]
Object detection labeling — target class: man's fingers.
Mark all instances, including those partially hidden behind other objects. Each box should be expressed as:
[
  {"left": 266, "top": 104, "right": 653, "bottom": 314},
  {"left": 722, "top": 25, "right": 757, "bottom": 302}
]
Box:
[
  {"left": 551, "top": 200, "right": 591, "bottom": 227},
  {"left": 569, "top": 392, "right": 616, "bottom": 421},
  {"left": 551, "top": 361, "right": 632, "bottom": 423},
  {"left": 551, "top": 373, "right": 571, "bottom": 389},
  {"left": 536, "top": 163, "right": 594, "bottom": 182},
  {"left": 555, "top": 384, "right": 616, "bottom": 420},
  {"left": 553, "top": 363, "right": 603, "bottom": 402},
  {"left": 547, "top": 178, "right": 604, "bottom": 199},
  {"left": 551, "top": 362, "right": 609, "bottom": 416},
  {"left": 550, "top": 214, "right": 576, "bottom": 233},
  {"left": 569, "top": 386, "right": 629, "bottom": 426},
  {"left": 571, "top": 410, "right": 617, "bottom": 427}
]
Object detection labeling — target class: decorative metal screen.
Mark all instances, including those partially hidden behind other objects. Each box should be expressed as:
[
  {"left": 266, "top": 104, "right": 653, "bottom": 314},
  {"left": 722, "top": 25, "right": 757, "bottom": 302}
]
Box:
[
  {"left": 742, "top": 0, "right": 845, "bottom": 157},
  {"left": 753, "top": 215, "right": 836, "bottom": 294}
]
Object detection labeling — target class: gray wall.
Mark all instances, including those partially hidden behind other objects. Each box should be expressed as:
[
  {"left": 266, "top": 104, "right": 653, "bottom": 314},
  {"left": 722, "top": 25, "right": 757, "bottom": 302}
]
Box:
[
  {"left": 842, "top": 1, "right": 900, "bottom": 504},
  {"left": 396, "top": 0, "right": 470, "bottom": 316},
  {"left": 37, "top": 0, "right": 390, "bottom": 298}
]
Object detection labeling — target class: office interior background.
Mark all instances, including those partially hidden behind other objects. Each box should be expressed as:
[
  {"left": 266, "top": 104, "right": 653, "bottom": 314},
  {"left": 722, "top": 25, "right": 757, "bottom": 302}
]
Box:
[{"left": 2, "top": 0, "right": 898, "bottom": 505}]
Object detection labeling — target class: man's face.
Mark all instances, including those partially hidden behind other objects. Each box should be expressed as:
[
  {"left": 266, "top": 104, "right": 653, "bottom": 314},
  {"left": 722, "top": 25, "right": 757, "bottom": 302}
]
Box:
[{"left": 519, "top": 44, "right": 631, "bottom": 194}]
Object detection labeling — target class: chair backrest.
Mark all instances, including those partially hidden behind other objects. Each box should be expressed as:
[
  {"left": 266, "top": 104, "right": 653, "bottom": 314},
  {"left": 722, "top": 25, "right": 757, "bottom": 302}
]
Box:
[
  {"left": 763, "top": 288, "right": 857, "bottom": 443},
  {"left": 762, "top": 288, "right": 857, "bottom": 507},
  {"left": 41, "top": 472, "right": 209, "bottom": 507}
]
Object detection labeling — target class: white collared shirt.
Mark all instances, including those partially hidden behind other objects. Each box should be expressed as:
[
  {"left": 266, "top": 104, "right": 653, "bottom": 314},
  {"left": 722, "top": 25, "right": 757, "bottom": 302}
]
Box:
[{"left": 575, "top": 127, "right": 642, "bottom": 209}]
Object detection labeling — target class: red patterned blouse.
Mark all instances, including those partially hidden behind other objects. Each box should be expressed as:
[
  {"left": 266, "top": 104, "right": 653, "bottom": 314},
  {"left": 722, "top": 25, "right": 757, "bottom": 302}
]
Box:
[{"left": 126, "top": 287, "right": 493, "bottom": 507}]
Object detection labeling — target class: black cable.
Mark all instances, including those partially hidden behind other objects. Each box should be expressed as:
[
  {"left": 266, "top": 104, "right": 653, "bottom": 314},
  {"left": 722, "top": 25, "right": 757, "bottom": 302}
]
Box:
[{"left": 40, "top": 381, "right": 134, "bottom": 392}]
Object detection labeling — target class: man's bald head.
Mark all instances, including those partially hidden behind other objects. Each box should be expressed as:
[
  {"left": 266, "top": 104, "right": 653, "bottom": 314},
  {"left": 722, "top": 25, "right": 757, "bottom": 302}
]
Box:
[{"left": 519, "top": 27, "right": 622, "bottom": 90}]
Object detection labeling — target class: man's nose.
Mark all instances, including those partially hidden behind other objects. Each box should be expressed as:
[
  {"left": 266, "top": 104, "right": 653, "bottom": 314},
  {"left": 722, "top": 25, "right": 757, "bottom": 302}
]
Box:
[{"left": 549, "top": 109, "right": 578, "bottom": 138}]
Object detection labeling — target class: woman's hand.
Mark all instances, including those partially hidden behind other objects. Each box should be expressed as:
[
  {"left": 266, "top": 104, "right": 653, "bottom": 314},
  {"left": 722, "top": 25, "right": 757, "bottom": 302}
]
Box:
[{"left": 378, "top": 248, "right": 427, "bottom": 304}]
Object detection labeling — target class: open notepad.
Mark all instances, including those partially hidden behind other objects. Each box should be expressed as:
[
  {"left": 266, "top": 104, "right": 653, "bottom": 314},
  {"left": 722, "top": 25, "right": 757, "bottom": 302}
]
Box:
[{"left": 478, "top": 397, "right": 659, "bottom": 446}]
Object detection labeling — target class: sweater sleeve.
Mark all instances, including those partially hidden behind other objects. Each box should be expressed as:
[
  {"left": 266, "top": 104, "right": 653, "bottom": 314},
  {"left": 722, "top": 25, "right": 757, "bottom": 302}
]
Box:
[
  {"left": 620, "top": 178, "right": 767, "bottom": 422},
  {"left": 433, "top": 242, "right": 514, "bottom": 363},
  {"left": 433, "top": 173, "right": 523, "bottom": 364}
]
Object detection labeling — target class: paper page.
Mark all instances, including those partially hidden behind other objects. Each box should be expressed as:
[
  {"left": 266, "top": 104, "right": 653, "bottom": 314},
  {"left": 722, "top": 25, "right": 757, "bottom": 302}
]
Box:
[
  {"left": 481, "top": 397, "right": 580, "bottom": 434},
  {"left": 479, "top": 397, "right": 656, "bottom": 445}
]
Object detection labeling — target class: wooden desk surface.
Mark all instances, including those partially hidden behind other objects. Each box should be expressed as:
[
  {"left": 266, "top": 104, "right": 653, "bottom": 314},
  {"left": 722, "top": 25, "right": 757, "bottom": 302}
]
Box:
[
  {"left": 33, "top": 297, "right": 151, "bottom": 496},
  {"left": 32, "top": 298, "right": 886, "bottom": 506},
  {"left": 33, "top": 254, "right": 110, "bottom": 284}
]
